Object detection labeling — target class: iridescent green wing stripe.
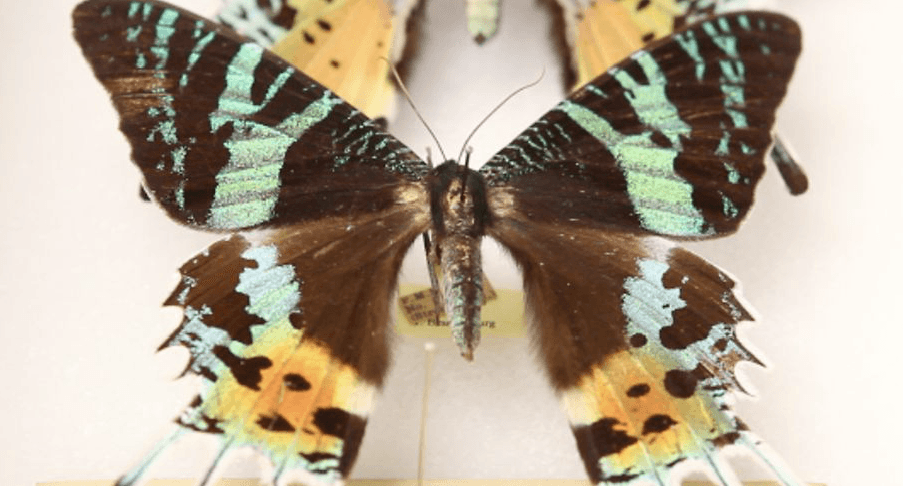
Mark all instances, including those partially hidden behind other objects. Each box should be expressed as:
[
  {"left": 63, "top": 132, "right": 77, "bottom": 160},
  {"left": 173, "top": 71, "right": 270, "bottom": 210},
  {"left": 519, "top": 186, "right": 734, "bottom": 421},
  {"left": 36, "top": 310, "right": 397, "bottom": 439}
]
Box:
[
  {"left": 558, "top": 0, "right": 809, "bottom": 196},
  {"left": 481, "top": 12, "right": 800, "bottom": 238},
  {"left": 73, "top": 0, "right": 428, "bottom": 231}
]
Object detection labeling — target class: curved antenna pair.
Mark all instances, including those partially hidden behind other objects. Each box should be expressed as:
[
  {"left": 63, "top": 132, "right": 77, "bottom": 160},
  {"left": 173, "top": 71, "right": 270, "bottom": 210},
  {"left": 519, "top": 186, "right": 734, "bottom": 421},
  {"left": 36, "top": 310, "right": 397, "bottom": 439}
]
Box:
[{"left": 384, "top": 57, "right": 545, "bottom": 165}]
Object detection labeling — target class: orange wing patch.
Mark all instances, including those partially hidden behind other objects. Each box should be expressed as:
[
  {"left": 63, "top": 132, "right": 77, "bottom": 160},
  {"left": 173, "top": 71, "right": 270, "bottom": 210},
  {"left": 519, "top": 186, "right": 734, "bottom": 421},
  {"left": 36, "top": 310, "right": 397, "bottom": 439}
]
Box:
[
  {"left": 116, "top": 232, "right": 401, "bottom": 485},
  {"left": 569, "top": 0, "right": 741, "bottom": 89},
  {"left": 561, "top": 349, "right": 742, "bottom": 483},
  {"left": 271, "top": 0, "right": 403, "bottom": 121},
  {"left": 573, "top": 0, "right": 656, "bottom": 86},
  {"left": 182, "top": 329, "right": 376, "bottom": 481}
]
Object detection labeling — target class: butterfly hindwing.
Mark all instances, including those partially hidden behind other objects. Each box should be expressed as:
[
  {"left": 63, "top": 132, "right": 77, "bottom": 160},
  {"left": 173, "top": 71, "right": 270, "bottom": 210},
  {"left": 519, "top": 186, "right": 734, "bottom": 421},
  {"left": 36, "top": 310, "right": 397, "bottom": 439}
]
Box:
[
  {"left": 73, "top": 0, "right": 428, "bottom": 232},
  {"left": 487, "top": 214, "right": 786, "bottom": 483},
  {"left": 160, "top": 235, "right": 379, "bottom": 483},
  {"left": 482, "top": 12, "right": 801, "bottom": 238},
  {"left": 137, "top": 200, "right": 429, "bottom": 484}
]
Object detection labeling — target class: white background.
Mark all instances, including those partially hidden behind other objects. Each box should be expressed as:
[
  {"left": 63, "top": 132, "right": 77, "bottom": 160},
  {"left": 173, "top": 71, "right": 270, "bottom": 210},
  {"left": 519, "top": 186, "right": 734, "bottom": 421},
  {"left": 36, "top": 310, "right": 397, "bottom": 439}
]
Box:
[{"left": 1, "top": 0, "right": 898, "bottom": 485}]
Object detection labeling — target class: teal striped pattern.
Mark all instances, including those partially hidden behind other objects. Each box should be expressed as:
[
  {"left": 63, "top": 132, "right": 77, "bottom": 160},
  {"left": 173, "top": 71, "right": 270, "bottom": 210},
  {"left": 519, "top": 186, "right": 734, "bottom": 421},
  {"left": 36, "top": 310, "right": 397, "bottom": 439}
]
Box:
[{"left": 480, "top": 12, "right": 798, "bottom": 238}]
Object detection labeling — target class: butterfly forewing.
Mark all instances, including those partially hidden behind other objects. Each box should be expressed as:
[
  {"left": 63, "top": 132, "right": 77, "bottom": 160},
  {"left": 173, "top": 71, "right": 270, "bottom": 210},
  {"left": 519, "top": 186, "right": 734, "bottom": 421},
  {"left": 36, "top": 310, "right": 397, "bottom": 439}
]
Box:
[
  {"left": 482, "top": 12, "right": 800, "bottom": 239},
  {"left": 73, "top": 0, "right": 428, "bottom": 232},
  {"left": 555, "top": 0, "right": 809, "bottom": 196}
]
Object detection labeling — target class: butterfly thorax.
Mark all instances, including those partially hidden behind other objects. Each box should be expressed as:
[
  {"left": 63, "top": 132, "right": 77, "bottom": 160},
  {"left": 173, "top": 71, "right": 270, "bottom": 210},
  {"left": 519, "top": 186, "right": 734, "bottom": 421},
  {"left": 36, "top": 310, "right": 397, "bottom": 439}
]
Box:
[{"left": 427, "top": 161, "right": 490, "bottom": 360}]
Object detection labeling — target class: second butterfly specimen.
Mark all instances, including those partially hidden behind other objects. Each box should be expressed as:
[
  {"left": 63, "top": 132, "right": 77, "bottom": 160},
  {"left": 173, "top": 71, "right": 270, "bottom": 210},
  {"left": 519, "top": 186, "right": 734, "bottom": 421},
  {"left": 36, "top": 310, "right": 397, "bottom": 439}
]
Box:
[
  {"left": 549, "top": 0, "right": 809, "bottom": 195},
  {"left": 73, "top": 0, "right": 804, "bottom": 484},
  {"left": 216, "top": 0, "right": 423, "bottom": 122}
]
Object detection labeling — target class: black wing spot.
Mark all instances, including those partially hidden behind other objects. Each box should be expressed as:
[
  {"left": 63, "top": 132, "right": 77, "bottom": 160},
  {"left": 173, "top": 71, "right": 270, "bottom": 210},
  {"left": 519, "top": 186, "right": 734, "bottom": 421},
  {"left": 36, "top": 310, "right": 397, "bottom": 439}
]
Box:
[
  {"left": 629, "top": 333, "right": 647, "bottom": 348},
  {"left": 663, "top": 369, "right": 697, "bottom": 399},
  {"left": 197, "top": 365, "right": 218, "bottom": 383},
  {"left": 313, "top": 407, "right": 354, "bottom": 438},
  {"left": 257, "top": 413, "right": 296, "bottom": 432},
  {"left": 284, "top": 373, "right": 312, "bottom": 391},
  {"left": 317, "top": 19, "right": 332, "bottom": 31},
  {"left": 659, "top": 311, "right": 710, "bottom": 350},
  {"left": 581, "top": 418, "right": 638, "bottom": 457},
  {"left": 303, "top": 30, "right": 315, "bottom": 44},
  {"left": 330, "top": 59, "right": 340, "bottom": 68},
  {"left": 188, "top": 394, "right": 203, "bottom": 407},
  {"left": 212, "top": 345, "right": 273, "bottom": 390},
  {"left": 271, "top": 2, "right": 298, "bottom": 29},
  {"left": 626, "top": 383, "right": 650, "bottom": 398},
  {"left": 642, "top": 414, "right": 678, "bottom": 434},
  {"left": 650, "top": 131, "right": 672, "bottom": 148},
  {"left": 572, "top": 419, "right": 640, "bottom": 482},
  {"left": 712, "top": 431, "right": 741, "bottom": 447},
  {"left": 179, "top": 414, "right": 225, "bottom": 434}
]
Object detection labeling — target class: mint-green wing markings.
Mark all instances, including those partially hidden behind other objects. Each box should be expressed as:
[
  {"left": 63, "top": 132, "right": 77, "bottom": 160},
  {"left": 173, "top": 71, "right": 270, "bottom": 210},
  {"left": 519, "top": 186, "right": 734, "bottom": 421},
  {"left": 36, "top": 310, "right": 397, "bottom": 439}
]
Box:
[
  {"left": 482, "top": 12, "right": 801, "bottom": 239},
  {"left": 74, "top": 0, "right": 428, "bottom": 231}
]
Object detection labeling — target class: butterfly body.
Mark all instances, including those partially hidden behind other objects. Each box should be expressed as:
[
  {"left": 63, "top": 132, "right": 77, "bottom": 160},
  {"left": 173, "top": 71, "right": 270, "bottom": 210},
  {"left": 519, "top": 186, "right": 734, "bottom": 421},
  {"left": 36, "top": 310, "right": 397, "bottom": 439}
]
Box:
[
  {"left": 73, "top": 0, "right": 804, "bottom": 484},
  {"left": 427, "top": 161, "right": 492, "bottom": 358}
]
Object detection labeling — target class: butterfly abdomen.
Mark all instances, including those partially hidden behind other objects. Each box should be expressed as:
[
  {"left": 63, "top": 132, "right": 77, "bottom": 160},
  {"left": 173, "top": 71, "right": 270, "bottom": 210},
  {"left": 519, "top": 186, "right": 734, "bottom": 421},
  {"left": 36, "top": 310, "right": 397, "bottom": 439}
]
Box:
[{"left": 427, "top": 161, "right": 492, "bottom": 359}]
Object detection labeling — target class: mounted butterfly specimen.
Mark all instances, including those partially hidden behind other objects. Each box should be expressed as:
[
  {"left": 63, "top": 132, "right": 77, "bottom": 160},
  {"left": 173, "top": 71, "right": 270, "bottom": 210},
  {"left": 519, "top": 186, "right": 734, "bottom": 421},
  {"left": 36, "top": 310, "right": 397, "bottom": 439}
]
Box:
[
  {"left": 216, "top": 0, "right": 424, "bottom": 123},
  {"left": 73, "top": 0, "right": 804, "bottom": 484},
  {"left": 548, "top": 0, "right": 809, "bottom": 195}
]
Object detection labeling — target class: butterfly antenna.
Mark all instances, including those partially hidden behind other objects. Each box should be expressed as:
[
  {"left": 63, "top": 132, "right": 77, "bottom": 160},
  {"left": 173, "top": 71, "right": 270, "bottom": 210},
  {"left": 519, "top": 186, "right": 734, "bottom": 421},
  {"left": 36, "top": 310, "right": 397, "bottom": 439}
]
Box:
[
  {"left": 382, "top": 57, "right": 448, "bottom": 161},
  {"left": 456, "top": 68, "right": 546, "bottom": 164}
]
